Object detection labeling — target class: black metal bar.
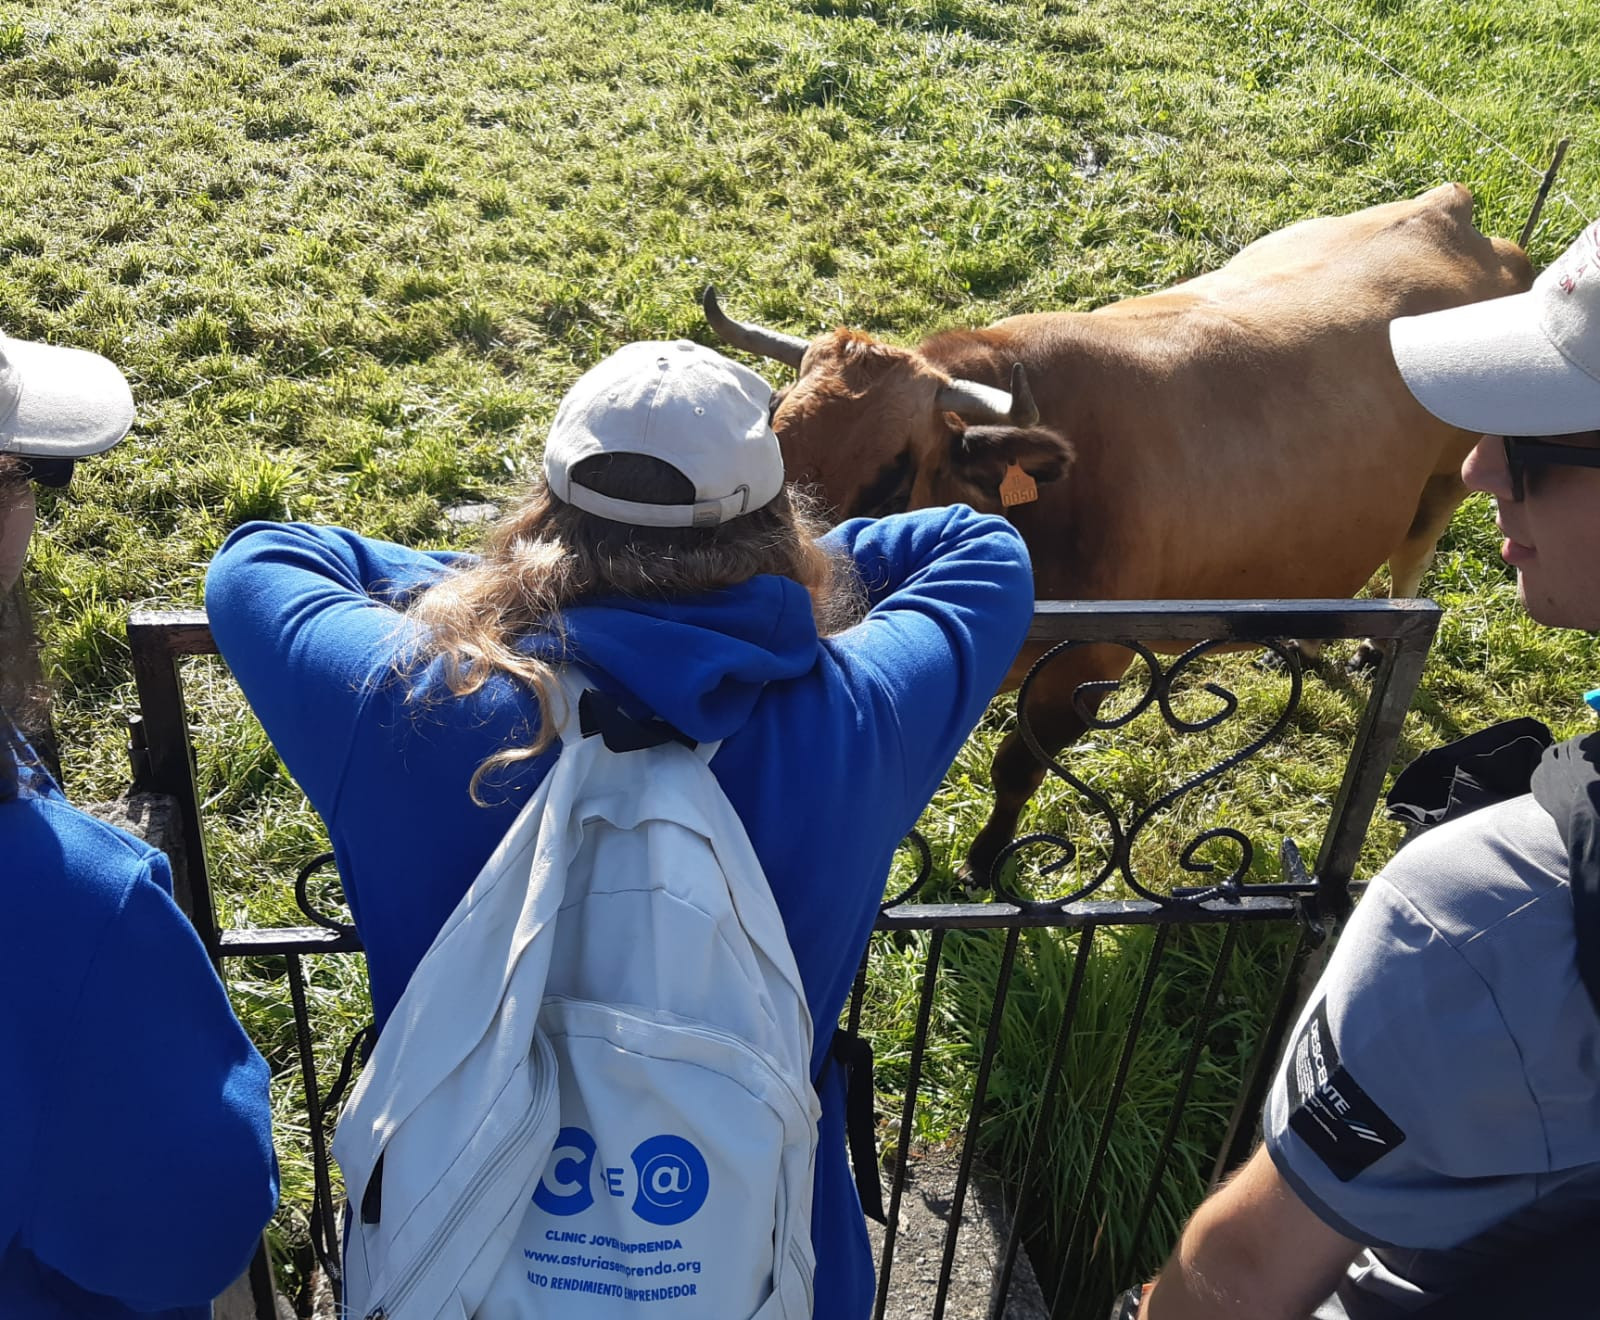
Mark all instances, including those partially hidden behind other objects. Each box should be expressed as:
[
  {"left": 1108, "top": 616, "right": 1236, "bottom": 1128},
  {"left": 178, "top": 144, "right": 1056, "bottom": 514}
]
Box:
[
  {"left": 127, "top": 607, "right": 215, "bottom": 653},
  {"left": 285, "top": 952, "right": 343, "bottom": 1284},
  {"left": 1312, "top": 615, "right": 1438, "bottom": 915},
  {"left": 989, "top": 926, "right": 1096, "bottom": 1320},
  {"left": 126, "top": 614, "right": 218, "bottom": 958},
  {"left": 873, "top": 930, "right": 946, "bottom": 1320},
  {"left": 846, "top": 954, "right": 869, "bottom": 1039},
  {"left": 219, "top": 926, "right": 364, "bottom": 957},
  {"left": 244, "top": 1241, "right": 277, "bottom": 1320},
  {"left": 1127, "top": 922, "right": 1242, "bottom": 1273},
  {"left": 1211, "top": 923, "right": 1325, "bottom": 1188},
  {"left": 1052, "top": 925, "right": 1172, "bottom": 1319},
  {"left": 126, "top": 713, "right": 151, "bottom": 792},
  {"left": 309, "top": 1028, "right": 372, "bottom": 1303},
  {"left": 1211, "top": 843, "right": 1327, "bottom": 1185},
  {"left": 933, "top": 927, "right": 1022, "bottom": 1320},
  {"left": 875, "top": 894, "right": 1306, "bottom": 933},
  {"left": 135, "top": 601, "right": 1432, "bottom": 650},
  {"left": 1024, "top": 598, "right": 1440, "bottom": 645}
]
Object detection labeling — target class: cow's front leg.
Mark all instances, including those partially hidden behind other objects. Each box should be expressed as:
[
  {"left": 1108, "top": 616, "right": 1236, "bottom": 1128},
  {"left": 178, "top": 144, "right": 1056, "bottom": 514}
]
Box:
[
  {"left": 1351, "top": 468, "right": 1469, "bottom": 671},
  {"left": 963, "top": 726, "right": 1059, "bottom": 892}
]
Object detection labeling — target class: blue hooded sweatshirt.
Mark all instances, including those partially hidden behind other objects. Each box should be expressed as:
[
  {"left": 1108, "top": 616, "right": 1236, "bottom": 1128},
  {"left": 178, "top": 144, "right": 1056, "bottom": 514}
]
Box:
[
  {"left": 0, "top": 744, "right": 278, "bottom": 1319},
  {"left": 205, "top": 505, "right": 1033, "bottom": 1318}
]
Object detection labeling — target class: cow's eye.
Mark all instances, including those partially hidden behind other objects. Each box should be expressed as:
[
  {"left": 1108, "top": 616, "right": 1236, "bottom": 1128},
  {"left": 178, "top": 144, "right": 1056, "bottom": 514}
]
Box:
[{"left": 854, "top": 451, "right": 913, "bottom": 519}]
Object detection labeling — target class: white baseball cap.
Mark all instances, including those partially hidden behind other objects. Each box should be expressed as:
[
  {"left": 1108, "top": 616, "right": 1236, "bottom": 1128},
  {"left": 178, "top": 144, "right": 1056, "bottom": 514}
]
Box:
[
  {"left": 543, "top": 340, "right": 785, "bottom": 528},
  {"left": 1390, "top": 219, "right": 1600, "bottom": 436},
  {"left": 0, "top": 334, "right": 135, "bottom": 461}
]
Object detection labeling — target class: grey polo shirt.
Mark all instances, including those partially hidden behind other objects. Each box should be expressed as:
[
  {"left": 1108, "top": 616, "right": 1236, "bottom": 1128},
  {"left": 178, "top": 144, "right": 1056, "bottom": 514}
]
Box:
[{"left": 1264, "top": 793, "right": 1600, "bottom": 1318}]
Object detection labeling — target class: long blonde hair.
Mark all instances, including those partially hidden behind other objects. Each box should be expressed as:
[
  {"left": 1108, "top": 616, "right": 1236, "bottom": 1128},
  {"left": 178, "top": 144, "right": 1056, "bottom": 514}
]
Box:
[{"left": 404, "top": 452, "right": 860, "bottom": 800}]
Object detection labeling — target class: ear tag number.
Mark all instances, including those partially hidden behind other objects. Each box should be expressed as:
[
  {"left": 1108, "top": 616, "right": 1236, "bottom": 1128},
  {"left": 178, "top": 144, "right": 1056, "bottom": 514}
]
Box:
[{"left": 999, "top": 462, "right": 1038, "bottom": 507}]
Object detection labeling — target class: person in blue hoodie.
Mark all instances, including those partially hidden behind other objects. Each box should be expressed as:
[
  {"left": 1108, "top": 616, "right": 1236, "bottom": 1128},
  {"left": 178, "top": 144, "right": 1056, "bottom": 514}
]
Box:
[
  {"left": 205, "top": 338, "right": 1036, "bottom": 1317},
  {"left": 0, "top": 333, "right": 277, "bottom": 1319}
]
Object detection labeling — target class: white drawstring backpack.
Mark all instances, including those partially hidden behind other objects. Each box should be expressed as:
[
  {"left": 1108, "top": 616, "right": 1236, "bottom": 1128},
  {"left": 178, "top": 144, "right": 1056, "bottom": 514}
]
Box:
[{"left": 332, "top": 669, "right": 821, "bottom": 1319}]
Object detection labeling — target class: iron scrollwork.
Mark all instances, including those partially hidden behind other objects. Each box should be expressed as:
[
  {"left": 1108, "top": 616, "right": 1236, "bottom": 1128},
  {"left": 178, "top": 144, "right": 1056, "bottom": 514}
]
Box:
[
  {"left": 991, "top": 636, "right": 1309, "bottom": 910},
  {"left": 880, "top": 829, "right": 934, "bottom": 910},
  {"left": 295, "top": 851, "right": 359, "bottom": 936}
]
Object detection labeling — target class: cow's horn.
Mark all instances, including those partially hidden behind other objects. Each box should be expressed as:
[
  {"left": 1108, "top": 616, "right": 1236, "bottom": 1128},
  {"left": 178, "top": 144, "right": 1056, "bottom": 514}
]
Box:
[
  {"left": 936, "top": 362, "right": 1040, "bottom": 428},
  {"left": 702, "top": 287, "right": 808, "bottom": 369}
]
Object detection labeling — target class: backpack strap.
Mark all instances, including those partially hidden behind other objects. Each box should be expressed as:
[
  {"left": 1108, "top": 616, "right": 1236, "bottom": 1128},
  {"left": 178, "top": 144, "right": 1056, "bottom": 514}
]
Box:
[
  {"left": 578, "top": 687, "right": 697, "bottom": 753},
  {"left": 551, "top": 667, "right": 718, "bottom": 763},
  {"left": 1532, "top": 732, "right": 1600, "bottom": 1017},
  {"left": 1385, "top": 717, "right": 1552, "bottom": 834},
  {"left": 828, "top": 1029, "right": 886, "bottom": 1224}
]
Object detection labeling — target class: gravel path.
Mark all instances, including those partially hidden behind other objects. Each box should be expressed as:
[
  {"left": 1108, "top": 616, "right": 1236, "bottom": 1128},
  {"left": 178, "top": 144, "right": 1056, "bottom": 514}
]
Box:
[{"left": 868, "top": 1150, "right": 1050, "bottom": 1319}]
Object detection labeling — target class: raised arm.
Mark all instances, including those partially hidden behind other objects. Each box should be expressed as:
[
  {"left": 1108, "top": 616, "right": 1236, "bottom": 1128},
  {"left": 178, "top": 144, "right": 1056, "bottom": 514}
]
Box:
[
  {"left": 822, "top": 504, "right": 1034, "bottom": 809},
  {"left": 205, "top": 520, "right": 464, "bottom": 815}
]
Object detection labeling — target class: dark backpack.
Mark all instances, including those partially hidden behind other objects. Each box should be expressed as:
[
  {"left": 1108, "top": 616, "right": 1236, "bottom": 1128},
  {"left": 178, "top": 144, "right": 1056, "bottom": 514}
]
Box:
[{"left": 1386, "top": 720, "right": 1600, "bottom": 1013}]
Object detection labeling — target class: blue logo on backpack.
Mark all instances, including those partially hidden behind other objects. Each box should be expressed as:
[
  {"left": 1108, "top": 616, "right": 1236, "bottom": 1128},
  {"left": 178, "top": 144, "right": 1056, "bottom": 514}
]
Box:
[
  {"left": 532, "top": 1127, "right": 708, "bottom": 1226},
  {"left": 630, "top": 1134, "right": 709, "bottom": 1226},
  {"left": 532, "top": 1126, "right": 597, "bottom": 1217}
]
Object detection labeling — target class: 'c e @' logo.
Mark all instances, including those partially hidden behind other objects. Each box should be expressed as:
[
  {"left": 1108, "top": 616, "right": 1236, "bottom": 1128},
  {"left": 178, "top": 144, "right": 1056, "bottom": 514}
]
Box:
[
  {"left": 533, "top": 1126, "right": 597, "bottom": 1217},
  {"left": 630, "top": 1134, "right": 709, "bottom": 1226}
]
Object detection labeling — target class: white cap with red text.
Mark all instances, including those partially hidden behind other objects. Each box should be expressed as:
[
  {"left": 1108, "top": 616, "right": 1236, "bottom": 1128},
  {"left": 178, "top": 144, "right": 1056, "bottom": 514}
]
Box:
[{"left": 1391, "top": 219, "right": 1600, "bottom": 437}]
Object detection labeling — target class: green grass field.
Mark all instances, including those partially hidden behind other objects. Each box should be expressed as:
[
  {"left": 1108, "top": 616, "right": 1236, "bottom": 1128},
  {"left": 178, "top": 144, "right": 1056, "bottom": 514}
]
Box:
[{"left": 7, "top": 0, "right": 1600, "bottom": 1310}]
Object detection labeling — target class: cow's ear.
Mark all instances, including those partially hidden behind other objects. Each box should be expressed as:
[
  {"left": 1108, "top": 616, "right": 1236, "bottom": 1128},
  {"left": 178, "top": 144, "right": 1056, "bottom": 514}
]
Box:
[{"left": 952, "top": 424, "right": 1074, "bottom": 491}]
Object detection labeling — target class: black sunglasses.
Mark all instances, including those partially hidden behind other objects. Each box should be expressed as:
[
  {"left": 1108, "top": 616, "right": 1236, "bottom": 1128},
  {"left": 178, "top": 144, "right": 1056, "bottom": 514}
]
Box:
[
  {"left": 1502, "top": 436, "right": 1600, "bottom": 502},
  {"left": 17, "top": 456, "right": 76, "bottom": 489}
]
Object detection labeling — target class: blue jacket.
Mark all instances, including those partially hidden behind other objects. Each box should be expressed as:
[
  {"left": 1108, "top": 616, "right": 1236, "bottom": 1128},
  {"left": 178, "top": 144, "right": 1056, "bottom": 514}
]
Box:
[
  {"left": 0, "top": 750, "right": 278, "bottom": 1319},
  {"left": 206, "top": 505, "right": 1034, "bottom": 1318}
]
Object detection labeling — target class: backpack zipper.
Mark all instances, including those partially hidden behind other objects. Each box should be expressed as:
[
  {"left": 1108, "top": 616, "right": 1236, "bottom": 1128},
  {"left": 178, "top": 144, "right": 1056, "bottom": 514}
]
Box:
[
  {"left": 546, "top": 997, "right": 817, "bottom": 1125},
  {"left": 363, "top": 1030, "right": 558, "bottom": 1320}
]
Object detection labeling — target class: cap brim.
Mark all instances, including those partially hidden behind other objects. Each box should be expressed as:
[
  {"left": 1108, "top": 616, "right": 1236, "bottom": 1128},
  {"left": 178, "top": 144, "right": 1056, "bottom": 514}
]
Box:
[
  {"left": 1390, "top": 289, "right": 1600, "bottom": 438},
  {"left": 0, "top": 339, "right": 134, "bottom": 459}
]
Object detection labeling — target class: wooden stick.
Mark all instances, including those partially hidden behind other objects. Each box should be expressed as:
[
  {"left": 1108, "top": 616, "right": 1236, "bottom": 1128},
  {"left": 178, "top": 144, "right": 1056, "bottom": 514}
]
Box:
[{"left": 1519, "top": 138, "right": 1571, "bottom": 250}]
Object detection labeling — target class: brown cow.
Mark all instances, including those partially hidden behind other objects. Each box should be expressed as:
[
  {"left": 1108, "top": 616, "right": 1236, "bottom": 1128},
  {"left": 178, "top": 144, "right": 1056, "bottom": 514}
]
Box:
[{"left": 705, "top": 184, "right": 1532, "bottom": 884}]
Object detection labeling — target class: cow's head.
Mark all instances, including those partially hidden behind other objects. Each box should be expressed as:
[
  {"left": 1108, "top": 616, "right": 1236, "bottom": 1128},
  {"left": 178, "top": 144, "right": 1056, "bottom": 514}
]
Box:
[{"left": 703, "top": 289, "right": 1073, "bottom": 521}]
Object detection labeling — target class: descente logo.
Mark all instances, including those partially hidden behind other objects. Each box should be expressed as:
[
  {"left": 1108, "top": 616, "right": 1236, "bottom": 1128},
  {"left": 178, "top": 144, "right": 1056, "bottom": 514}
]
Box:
[{"left": 532, "top": 1125, "right": 710, "bottom": 1227}]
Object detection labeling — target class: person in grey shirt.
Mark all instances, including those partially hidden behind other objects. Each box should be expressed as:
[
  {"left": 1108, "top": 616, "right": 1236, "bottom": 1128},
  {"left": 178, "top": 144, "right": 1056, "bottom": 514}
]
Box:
[{"left": 1135, "top": 218, "right": 1600, "bottom": 1320}]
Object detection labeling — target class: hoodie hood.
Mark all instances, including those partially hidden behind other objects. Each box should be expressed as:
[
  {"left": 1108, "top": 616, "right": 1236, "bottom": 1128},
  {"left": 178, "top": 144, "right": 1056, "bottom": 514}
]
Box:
[{"left": 550, "top": 574, "right": 823, "bottom": 744}]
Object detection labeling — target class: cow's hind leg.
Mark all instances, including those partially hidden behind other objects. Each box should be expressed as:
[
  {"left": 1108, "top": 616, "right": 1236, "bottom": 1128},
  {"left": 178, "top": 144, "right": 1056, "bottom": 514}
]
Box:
[
  {"left": 962, "top": 643, "right": 1131, "bottom": 890},
  {"left": 1350, "top": 469, "right": 1469, "bottom": 671}
]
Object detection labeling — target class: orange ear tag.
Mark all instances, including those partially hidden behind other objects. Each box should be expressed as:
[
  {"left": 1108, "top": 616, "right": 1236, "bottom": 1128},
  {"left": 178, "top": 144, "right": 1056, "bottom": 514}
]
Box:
[{"left": 999, "top": 462, "right": 1038, "bottom": 508}]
